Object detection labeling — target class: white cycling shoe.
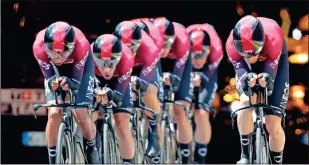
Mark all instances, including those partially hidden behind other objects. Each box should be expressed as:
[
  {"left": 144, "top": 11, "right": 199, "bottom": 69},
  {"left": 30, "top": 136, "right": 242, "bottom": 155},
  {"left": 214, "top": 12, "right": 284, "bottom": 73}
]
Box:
[{"left": 237, "top": 157, "right": 249, "bottom": 164}]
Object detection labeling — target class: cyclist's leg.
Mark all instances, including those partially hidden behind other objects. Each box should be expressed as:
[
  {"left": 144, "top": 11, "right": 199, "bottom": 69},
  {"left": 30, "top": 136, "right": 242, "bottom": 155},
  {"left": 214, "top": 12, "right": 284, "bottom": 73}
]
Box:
[
  {"left": 74, "top": 53, "right": 99, "bottom": 163},
  {"left": 173, "top": 57, "right": 194, "bottom": 163},
  {"left": 144, "top": 65, "right": 163, "bottom": 159},
  {"left": 44, "top": 79, "right": 65, "bottom": 164},
  {"left": 113, "top": 82, "right": 135, "bottom": 164},
  {"left": 235, "top": 75, "right": 257, "bottom": 163},
  {"left": 265, "top": 40, "right": 289, "bottom": 164},
  {"left": 193, "top": 69, "right": 218, "bottom": 164}
]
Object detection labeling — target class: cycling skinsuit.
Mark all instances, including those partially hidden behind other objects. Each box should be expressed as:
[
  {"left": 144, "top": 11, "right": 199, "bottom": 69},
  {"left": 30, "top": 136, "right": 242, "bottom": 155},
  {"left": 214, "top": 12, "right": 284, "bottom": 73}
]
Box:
[
  {"left": 186, "top": 23, "right": 224, "bottom": 111},
  {"left": 92, "top": 42, "right": 135, "bottom": 114},
  {"left": 132, "top": 19, "right": 165, "bottom": 102},
  {"left": 33, "top": 26, "right": 95, "bottom": 105},
  {"left": 131, "top": 30, "right": 161, "bottom": 94},
  {"left": 226, "top": 17, "right": 289, "bottom": 117},
  {"left": 159, "top": 22, "right": 193, "bottom": 104}
]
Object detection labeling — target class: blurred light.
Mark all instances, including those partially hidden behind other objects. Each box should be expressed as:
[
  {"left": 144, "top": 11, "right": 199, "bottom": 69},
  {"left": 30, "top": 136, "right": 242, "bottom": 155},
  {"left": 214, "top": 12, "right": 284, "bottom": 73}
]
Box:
[
  {"left": 230, "top": 78, "right": 236, "bottom": 86},
  {"left": 237, "top": 8, "right": 244, "bottom": 16},
  {"left": 236, "top": 3, "right": 244, "bottom": 16},
  {"left": 299, "top": 14, "right": 308, "bottom": 31},
  {"left": 288, "top": 120, "right": 294, "bottom": 126},
  {"left": 233, "top": 92, "right": 240, "bottom": 99},
  {"left": 295, "top": 129, "right": 305, "bottom": 135},
  {"left": 288, "top": 53, "right": 308, "bottom": 64},
  {"left": 20, "top": 16, "right": 26, "bottom": 27},
  {"left": 293, "top": 90, "right": 305, "bottom": 99},
  {"left": 280, "top": 8, "right": 290, "bottom": 20},
  {"left": 301, "top": 132, "right": 308, "bottom": 146},
  {"left": 106, "top": 19, "right": 111, "bottom": 23},
  {"left": 292, "top": 28, "right": 302, "bottom": 40},
  {"left": 14, "top": 3, "right": 19, "bottom": 13},
  {"left": 223, "top": 94, "right": 234, "bottom": 103},
  {"left": 251, "top": 12, "right": 258, "bottom": 17},
  {"left": 225, "top": 76, "right": 230, "bottom": 83},
  {"left": 290, "top": 85, "right": 306, "bottom": 99}
]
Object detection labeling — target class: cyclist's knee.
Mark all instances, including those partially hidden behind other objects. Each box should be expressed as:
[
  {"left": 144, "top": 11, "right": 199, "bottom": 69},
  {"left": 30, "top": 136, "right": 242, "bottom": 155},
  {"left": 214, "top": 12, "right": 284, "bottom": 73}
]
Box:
[
  {"left": 194, "top": 110, "right": 210, "bottom": 124},
  {"left": 91, "top": 111, "right": 99, "bottom": 122},
  {"left": 114, "top": 113, "right": 131, "bottom": 136},
  {"left": 173, "top": 100, "right": 190, "bottom": 120},
  {"left": 265, "top": 115, "right": 283, "bottom": 136},
  {"left": 144, "top": 84, "right": 158, "bottom": 101},
  {"left": 47, "top": 107, "right": 62, "bottom": 122},
  {"left": 74, "top": 108, "right": 91, "bottom": 125}
]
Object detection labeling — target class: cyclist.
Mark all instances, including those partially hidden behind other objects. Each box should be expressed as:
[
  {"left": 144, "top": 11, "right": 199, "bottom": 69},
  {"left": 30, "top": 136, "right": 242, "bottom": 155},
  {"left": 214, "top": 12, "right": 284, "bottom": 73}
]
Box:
[
  {"left": 32, "top": 21, "right": 99, "bottom": 164},
  {"left": 131, "top": 18, "right": 166, "bottom": 163},
  {"left": 90, "top": 34, "right": 135, "bottom": 164},
  {"left": 113, "top": 21, "right": 161, "bottom": 162},
  {"left": 186, "top": 24, "right": 224, "bottom": 164},
  {"left": 226, "top": 15, "right": 289, "bottom": 164},
  {"left": 153, "top": 17, "right": 193, "bottom": 164}
]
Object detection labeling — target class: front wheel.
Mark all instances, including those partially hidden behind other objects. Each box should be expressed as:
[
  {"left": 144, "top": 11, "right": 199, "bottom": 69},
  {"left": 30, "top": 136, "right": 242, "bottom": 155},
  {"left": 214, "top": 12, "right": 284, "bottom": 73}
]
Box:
[
  {"left": 103, "top": 123, "right": 119, "bottom": 163},
  {"left": 55, "top": 123, "right": 73, "bottom": 164}
]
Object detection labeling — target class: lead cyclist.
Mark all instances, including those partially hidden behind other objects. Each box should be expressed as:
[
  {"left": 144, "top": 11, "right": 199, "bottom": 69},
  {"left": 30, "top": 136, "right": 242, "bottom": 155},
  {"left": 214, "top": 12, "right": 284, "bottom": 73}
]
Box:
[{"left": 226, "top": 15, "right": 289, "bottom": 164}]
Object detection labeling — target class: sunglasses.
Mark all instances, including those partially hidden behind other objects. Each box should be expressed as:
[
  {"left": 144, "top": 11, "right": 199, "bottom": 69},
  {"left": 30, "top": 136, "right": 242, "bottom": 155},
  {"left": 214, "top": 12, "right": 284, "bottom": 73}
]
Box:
[{"left": 93, "top": 53, "right": 121, "bottom": 68}]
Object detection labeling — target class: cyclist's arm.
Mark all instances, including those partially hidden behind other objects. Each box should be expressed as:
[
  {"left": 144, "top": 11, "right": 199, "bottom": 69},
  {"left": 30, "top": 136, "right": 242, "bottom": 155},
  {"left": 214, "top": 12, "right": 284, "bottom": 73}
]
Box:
[
  {"left": 171, "top": 38, "right": 191, "bottom": 92},
  {"left": 263, "top": 42, "right": 285, "bottom": 82},
  {"left": 114, "top": 68, "right": 133, "bottom": 105},
  {"left": 137, "top": 31, "right": 160, "bottom": 92},
  {"left": 71, "top": 49, "right": 91, "bottom": 90},
  {"left": 226, "top": 50, "right": 250, "bottom": 95},
  {"left": 205, "top": 47, "right": 223, "bottom": 79},
  {"left": 33, "top": 41, "right": 56, "bottom": 80}
]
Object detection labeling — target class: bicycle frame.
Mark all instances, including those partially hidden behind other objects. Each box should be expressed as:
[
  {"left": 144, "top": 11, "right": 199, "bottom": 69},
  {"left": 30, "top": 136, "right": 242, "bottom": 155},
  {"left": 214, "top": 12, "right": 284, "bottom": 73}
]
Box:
[{"left": 231, "top": 85, "right": 286, "bottom": 164}]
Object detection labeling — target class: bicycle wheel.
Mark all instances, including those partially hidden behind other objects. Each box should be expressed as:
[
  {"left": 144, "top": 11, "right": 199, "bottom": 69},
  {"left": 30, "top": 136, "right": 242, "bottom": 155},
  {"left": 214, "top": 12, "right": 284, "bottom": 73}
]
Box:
[
  {"left": 160, "top": 120, "right": 167, "bottom": 163},
  {"left": 103, "top": 123, "right": 119, "bottom": 163},
  {"left": 55, "top": 123, "right": 73, "bottom": 164},
  {"left": 255, "top": 127, "right": 263, "bottom": 164}
]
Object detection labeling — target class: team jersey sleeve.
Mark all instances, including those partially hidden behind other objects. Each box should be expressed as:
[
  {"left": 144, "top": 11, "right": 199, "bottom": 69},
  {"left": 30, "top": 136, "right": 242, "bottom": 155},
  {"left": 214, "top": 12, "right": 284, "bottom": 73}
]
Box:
[
  {"left": 205, "top": 44, "right": 224, "bottom": 79},
  {"left": 32, "top": 41, "right": 55, "bottom": 79},
  {"left": 172, "top": 40, "right": 190, "bottom": 80},
  {"left": 226, "top": 35, "right": 250, "bottom": 93},
  {"left": 114, "top": 59, "right": 134, "bottom": 103},
  {"left": 263, "top": 37, "right": 285, "bottom": 81},
  {"left": 71, "top": 49, "right": 90, "bottom": 89},
  {"left": 137, "top": 32, "right": 160, "bottom": 91}
]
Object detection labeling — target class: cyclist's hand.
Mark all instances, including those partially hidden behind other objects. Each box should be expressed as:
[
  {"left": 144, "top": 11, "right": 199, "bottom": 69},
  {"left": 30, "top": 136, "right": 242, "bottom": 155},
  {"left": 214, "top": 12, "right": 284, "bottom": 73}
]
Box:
[
  {"left": 59, "top": 77, "right": 69, "bottom": 91},
  {"left": 245, "top": 73, "right": 258, "bottom": 88},
  {"left": 257, "top": 73, "right": 270, "bottom": 88},
  {"left": 130, "top": 76, "right": 137, "bottom": 91},
  {"left": 95, "top": 88, "right": 109, "bottom": 104},
  {"left": 163, "top": 72, "right": 171, "bottom": 86},
  {"left": 193, "top": 73, "right": 201, "bottom": 87},
  {"left": 51, "top": 79, "right": 60, "bottom": 91}
]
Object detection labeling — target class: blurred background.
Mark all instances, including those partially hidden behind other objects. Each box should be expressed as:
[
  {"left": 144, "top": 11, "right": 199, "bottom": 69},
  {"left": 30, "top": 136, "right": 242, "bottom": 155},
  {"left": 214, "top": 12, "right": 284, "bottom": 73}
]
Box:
[{"left": 1, "top": 1, "right": 308, "bottom": 164}]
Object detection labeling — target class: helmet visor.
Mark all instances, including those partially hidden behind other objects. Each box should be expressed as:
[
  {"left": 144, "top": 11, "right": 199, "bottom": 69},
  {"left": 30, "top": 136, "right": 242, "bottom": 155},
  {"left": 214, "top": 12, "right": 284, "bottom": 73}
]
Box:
[
  {"left": 234, "top": 39, "right": 263, "bottom": 57},
  {"left": 44, "top": 43, "right": 74, "bottom": 59},
  {"left": 191, "top": 46, "right": 210, "bottom": 59},
  {"left": 93, "top": 52, "right": 121, "bottom": 68}
]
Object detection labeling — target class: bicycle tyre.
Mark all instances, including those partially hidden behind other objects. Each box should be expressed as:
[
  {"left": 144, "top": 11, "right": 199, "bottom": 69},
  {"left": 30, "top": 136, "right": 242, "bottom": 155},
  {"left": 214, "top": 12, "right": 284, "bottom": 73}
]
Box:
[
  {"left": 103, "top": 123, "right": 119, "bottom": 163},
  {"left": 160, "top": 120, "right": 167, "bottom": 163},
  {"left": 255, "top": 127, "right": 262, "bottom": 164},
  {"left": 55, "top": 123, "right": 73, "bottom": 164},
  {"left": 261, "top": 132, "right": 269, "bottom": 164}
]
